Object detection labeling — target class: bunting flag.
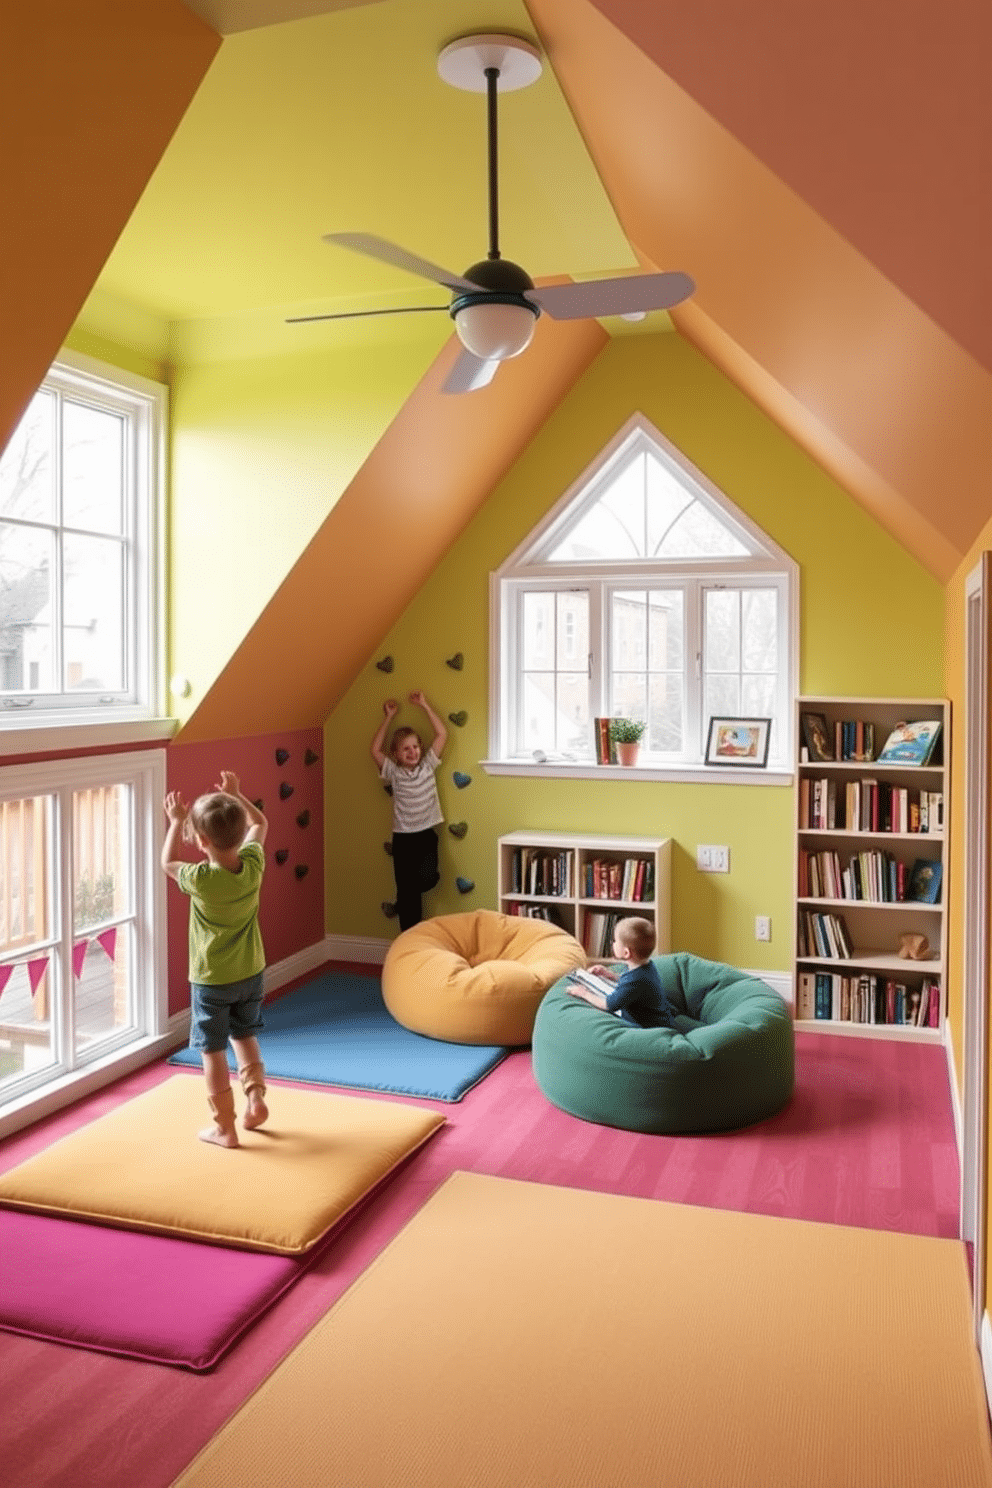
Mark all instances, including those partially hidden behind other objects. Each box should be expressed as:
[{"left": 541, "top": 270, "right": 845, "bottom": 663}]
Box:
[
  {"left": 27, "top": 955, "right": 50, "bottom": 994},
  {"left": 0, "top": 964, "right": 13, "bottom": 1001},
  {"left": 96, "top": 927, "right": 118, "bottom": 962},
  {"left": 72, "top": 940, "right": 89, "bottom": 979}
]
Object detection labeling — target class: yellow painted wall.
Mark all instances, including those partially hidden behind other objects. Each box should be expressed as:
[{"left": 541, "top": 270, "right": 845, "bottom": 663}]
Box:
[{"left": 324, "top": 331, "right": 944, "bottom": 961}]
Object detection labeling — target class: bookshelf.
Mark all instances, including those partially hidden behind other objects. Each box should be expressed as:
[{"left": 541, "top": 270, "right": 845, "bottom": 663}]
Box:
[
  {"left": 497, "top": 831, "right": 672, "bottom": 958},
  {"left": 794, "top": 696, "right": 949, "bottom": 1040}
]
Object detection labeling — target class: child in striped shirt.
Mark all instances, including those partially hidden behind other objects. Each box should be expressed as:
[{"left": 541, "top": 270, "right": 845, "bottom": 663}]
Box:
[{"left": 371, "top": 691, "right": 447, "bottom": 930}]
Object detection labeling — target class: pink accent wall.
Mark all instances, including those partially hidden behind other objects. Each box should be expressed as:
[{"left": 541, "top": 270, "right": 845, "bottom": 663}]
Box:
[{"left": 165, "top": 729, "right": 324, "bottom": 1016}]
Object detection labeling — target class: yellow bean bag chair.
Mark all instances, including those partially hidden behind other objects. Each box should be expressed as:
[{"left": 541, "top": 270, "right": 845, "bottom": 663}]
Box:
[{"left": 381, "top": 910, "right": 586, "bottom": 1046}]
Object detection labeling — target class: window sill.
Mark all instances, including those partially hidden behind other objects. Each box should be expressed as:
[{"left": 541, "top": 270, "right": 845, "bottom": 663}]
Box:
[
  {"left": 0, "top": 714, "right": 177, "bottom": 759},
  {"left": 480, "top": 759, "right": 793, "bottom": 786}
]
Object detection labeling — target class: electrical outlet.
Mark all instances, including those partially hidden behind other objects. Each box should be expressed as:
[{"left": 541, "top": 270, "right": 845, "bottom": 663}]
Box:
[
  {"left": 697, "top": 845, "right": 730, "bottom": 873},
  {"left": 755, "top": 915, "right": 771, "bottom": 942}
]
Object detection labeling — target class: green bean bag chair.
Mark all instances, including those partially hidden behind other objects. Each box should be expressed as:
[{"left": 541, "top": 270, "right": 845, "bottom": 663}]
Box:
[{"left": 532, "top": 952, "right": 794, "bottom": 1134}]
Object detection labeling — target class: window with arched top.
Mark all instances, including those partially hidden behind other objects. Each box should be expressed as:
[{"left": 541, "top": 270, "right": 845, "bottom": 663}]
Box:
[{"left": 489, "top": 414, "right": 797, "bottom": 775}]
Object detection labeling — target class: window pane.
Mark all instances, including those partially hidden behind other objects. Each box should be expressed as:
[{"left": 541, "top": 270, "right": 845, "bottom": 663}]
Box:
[
  {"left": 658, "top": 500, "right": 749, "bottom": 558},
  {"left": 548, "top": 458, "right": 645, "bottom": 560},
  {"left": 63, "top": 533, "right": 125, "bottom": 691},
  {"left": 741, "top": 589, "right": 778, "bottom": 672},
  {"left": 73, "top": 785, "right": 130, "bottom": 930},
  {"left": 73, "top": 926, "right": 134, "bottom": 1057},
  {"left": 0, "top": 959, "right": 58, "bottom": 1092},
  {"left": 522, "top": 591, "right": 554, "bottom": 670},
  {"left": 612, "top": 590, "right": 647, "bottom": 670},
  {"left": 648, "top": 674, "right": 683, "bottom": 752},
  {"left": 645, "top": 457, "right": 694, "bottom": 555},
  {"left": 705, "top": 589, "right": 741, "bottom": 671},
  {"left": 557, "top": 592, "right": 587, "bottom": 669},
  {"left": 63, "top": 401, "right": 125, "bottom": 535},
  {"left": 0, "top": 389, "right": 55, "bottom": 523},
  {"left": 0, "top": 524, "right": 55, "bottom": 693},
  {"left": 612, "top": 589, "right": 682, "bottom": 752},
  {"left": 0, "top": 794, "right": 58, "bottom": 1092},
  {"left": 558, "top": 672, "right": 591, "bottom": 757}
]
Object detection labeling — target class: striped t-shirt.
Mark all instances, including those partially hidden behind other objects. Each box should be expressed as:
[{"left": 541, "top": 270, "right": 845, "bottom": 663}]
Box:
[
  {"left": 177, "top": 842, "right": 265, "bottom": 985},
  {"left": 380, "top": 748, "right": 443, "bottom": 833}
]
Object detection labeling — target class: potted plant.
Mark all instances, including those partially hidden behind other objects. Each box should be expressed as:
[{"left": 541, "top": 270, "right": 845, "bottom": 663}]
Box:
[{"left": 609, "top": 716, "right": 647, "bottom": 766}]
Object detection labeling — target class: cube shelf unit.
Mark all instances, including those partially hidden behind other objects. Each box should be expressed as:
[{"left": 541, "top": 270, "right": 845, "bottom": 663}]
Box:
[
  {"left": 794, "top": 696, "right": 949, "bottom": 1041},
  {"left": 497, "top": 831, "right": 672, "bottom": 958}
]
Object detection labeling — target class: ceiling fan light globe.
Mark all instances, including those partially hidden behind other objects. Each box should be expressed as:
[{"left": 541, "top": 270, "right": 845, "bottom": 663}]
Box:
[{"left": 454, "top": 301, "right": 537, "bottom": 362}]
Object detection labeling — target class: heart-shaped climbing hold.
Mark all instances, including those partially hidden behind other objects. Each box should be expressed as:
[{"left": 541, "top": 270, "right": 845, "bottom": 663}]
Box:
[
  {"left": 252, "top": 798, "right": 265, "bottom": 811},
  {"left": 381, "top": 900, "right": 398, "bottom": 918},
  {"left": 294, "top": 864, "right": 309, "bottom": 880},
  {"left": 375, "top": 656, "right": 394, "bottom": 673},
  {"left": 304, "top": 749, "right": 319, "bottom": 765},
  {"left": 455, "top": 876, "right": 475, "bottom": 894},
  {"left": 383, "top": 840, "right": 393, "bottom": 855},
  {"left": 296, "top": 809, "right": 310, "bottom": 828},
  {"left": 274, "top": 849, "right": 289, "bottom": 865},
  {"left": 384, "top": 783, "right": 393, "bottom": 796},
  {"left": 448, "top": 711, "right": 467, "bottom": 727},
  {"left": 453, "top": 771, "right": 472, "bottom": 789},
  {"left": 448, "top": 821, "right": 468, "bottom": 839},
  {"left": 275, "top": 748, "right": 289, "bottom": 765},
  {"left": 279, "top": 782, "right": 294, "bottom": 800},
  {"left": 445, "top": 652, "right": 464, "bottom": 670}
]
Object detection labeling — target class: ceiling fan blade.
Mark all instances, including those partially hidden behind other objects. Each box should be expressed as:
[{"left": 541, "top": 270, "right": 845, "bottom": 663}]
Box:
[
  {"left": 441, "top": 349, "right": 500, "bottom": 395},
  {"left": 528, "top": 271, "right": 696, "bottom": 321},
  {"left": 324, "top": 233, "right": 482, "bottom": 295},
  {"left": 286, "top": 305, "right": 449, "bottom": 324}
]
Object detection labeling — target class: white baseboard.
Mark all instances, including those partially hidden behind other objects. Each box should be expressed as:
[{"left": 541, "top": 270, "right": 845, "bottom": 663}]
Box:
[
  {"left": 322, "top": 932, "right": 391, "bottom": 966},
  {"left": 745, "top": 969, "right": 791, "bottom": 1004}
]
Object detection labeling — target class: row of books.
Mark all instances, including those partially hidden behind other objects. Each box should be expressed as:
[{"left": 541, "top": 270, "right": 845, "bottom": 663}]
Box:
[
  {"left": 801, "top": 714, "right": 942, "bottom": 767},
  {"left": 582, "top": 857, "right": 654, "bottom": 903},
  {"left": 582, "top": 909, "right": 629, "bottom": 956},
  {"left": 800, "top": 776, "right": 944, "bottom": 834},
  {"left": 592, "top": 717, "right": 618, "bottom": 765},
  {"left": 797, "top": 971, "right": 940, "bottom": 1027},
  {"left": 507, "top": 848, "right": 573, "bottom": 898},
  {"left": 797, "top": 909, "right": 854, "bottom": 960},
  {"left": 798, "top": 849, "right": 943, "bottom": 904},
  {"left": 505, "top": 903, "right": 569, "bottom": 930}
]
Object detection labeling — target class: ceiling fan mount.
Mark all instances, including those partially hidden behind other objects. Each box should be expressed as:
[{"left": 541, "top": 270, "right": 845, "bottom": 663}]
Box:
[{"left": 288, "top": 32, "right": 695, "bottom": 394}]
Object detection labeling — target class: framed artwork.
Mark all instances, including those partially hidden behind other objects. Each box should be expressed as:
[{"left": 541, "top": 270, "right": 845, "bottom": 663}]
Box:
[
  {"left": 800, "top": 711, "right": 834, "bottom": 762},
  {"left": 705, "top": 716, "right": 771, "bottom": 768}
]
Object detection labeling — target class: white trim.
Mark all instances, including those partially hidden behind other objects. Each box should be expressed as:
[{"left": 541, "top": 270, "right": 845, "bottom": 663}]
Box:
[
  {"left": 481, "top": 758, "right": 793, "bottom": 787},
  {"left": 744, "top": 969, "right": 791, "bottom": 1003},
  {"left": 947, "top": 1025, "right": 964, "bottom": 1168},
  {"left": 0, "top": 715, "right": 176, "bottom": 758},
  {"left": 262, "top": 938, "right": 341, "bottom": 994},
  {"left": 322, "top": 932, "right": 391, "bottom": 965}
]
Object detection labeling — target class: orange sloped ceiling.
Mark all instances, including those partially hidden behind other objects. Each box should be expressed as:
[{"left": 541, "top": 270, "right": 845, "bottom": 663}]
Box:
[
  {"left": 527, "top": 0, "right": 992, "bottom": 580},
  {"left": 0, "top": 0, "right": 220, "bottom": 453},
  {"left": 173, "top": 311, "right": 607, "bottom": 743}
]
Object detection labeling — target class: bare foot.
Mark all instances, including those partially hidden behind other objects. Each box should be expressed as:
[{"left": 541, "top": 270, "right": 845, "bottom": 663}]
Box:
[
  {"left": 198, "top": 1122, "right": 239, "bottom": 1148},
  {"left": 242, "top": 1092, "right": 269, "bottom": 1131}
]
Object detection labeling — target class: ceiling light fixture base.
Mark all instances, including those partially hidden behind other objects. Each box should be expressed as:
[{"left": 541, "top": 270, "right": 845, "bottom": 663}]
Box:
[{"left": 437, "top": 33, "right": 542, "bottom": 93}]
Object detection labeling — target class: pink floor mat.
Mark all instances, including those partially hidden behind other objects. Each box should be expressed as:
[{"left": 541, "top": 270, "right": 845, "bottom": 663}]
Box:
[{"left": 0, "top": 1208, "right": 315, "bottom": 1371}]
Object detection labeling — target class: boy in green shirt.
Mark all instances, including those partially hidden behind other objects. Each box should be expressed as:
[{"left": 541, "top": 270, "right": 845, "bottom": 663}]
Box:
[{"left": 161, "top": 771, "right": 269, "bottom": 1147}]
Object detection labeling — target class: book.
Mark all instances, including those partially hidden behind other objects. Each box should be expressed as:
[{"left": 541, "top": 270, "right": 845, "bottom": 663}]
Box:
[
  {"left": 907, "top": 858, "right": 942, "bottom": 903},
  {"left": 876, "top": 719, "right": 942, "bottom": 766},
  {"left": 801, "top": 711, "right": 834, "bottom": 762},
  {"left": 570, "top": 967, "right": 615, "bottom": 1000}
]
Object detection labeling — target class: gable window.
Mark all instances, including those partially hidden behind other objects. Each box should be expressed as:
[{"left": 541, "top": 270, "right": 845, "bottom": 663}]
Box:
[
  {"left": 0, "top": 351, "right": 165, "bottom": 729},
  {"left": 490, "top": 414, "right": 797, "bottom": 776}
]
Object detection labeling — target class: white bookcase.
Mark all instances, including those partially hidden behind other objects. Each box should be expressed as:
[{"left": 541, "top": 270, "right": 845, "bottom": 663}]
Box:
[
  {"left": 794, "top": 696, "right": 949, "bottom": 1041},
  {"left": 497, "top": 831, "right": 672, "bottom": 958}
]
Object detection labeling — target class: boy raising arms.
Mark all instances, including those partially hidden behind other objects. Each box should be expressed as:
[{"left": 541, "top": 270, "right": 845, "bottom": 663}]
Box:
[{"left": 161, "top": 771, "right": 269, "bottom": 1147}]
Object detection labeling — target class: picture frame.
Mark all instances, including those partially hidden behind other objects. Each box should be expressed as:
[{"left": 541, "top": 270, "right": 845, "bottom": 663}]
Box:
[
  {"left": 800, "top": 711, "right": 835, "bottom": 762},
  {"left": 705, "top": 716, "right": 771, "bottom": 768}
]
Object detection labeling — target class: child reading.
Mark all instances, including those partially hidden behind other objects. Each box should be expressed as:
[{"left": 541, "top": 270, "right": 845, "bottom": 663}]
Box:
[{"left": 567, "top": 916, "right": 676, "bottom": 1028}]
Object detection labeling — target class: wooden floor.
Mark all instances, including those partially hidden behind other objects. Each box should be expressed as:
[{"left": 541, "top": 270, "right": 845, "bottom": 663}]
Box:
[{"left": 0, "top": 995, "right": 963, "bottom": 1488}]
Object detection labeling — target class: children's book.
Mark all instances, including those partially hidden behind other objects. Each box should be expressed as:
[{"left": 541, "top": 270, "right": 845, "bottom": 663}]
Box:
[
  {"left": 907, "top": 858, "right": 943, "bottom": 904},
  {"left": 570, "top": 967, "right": 616, "bottom": 999},
  {"left": 876, "top": 719, "right": 942, "bottom": 766}
]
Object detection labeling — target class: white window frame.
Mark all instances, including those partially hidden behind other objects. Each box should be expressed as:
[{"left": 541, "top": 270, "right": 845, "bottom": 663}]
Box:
[
  {"left": 0, "top": 748, "right": 170, "bottom": 1139},
  {"left": 486, "top": 413, "right": 797, "bottom": 783},
  {"left": 0, "top": 349, "right": 168, "bottom": 749}
]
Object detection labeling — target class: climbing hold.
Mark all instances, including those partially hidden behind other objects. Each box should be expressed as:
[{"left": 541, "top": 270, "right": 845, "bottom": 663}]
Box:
[
  {"left": 448, "top": 821, "right": 468, "bottom": 839},
  {"left": 294, "top": 864, "right": 309, "bottom": 880},
  {"left": 252, "top": 798, "right": 265, "bottom": 811},
  {"left": 376, "top": 656, "right": 394, "bottom": 673},
  {"left": 384, "top": 783, "right": 393, "bottom": 796},
  {"left": 304, "top": 749, "right": 319, "bottom": 765},
  {"left": 383, "top": 840, "right": 393, "bottom": 855},
  {"left": 279, "top": 782, "right": 294, "bottom": 800},
  {"left": 455, "top": 877, "right": 475, "bottom": 894},
  {"left": 275, "top": 748, "right": 290, "bottom": 765},
  {"left": 381, "top": 900, "right": 398, "bottom": 918},
  {"left": 445, "top": 652, "right": 464, "bottom": 671},
  {"left": 296, "top": 809, "right": 310, "bottom": 828},
  {"left": 453, "top": 771, "right": 472, "bottom": 789},
  {"left": 448, "top": 711, "right": 468, "bottom": 727},
  {"left": 274, "top": 849, "right": 289, "bottom": 865}
]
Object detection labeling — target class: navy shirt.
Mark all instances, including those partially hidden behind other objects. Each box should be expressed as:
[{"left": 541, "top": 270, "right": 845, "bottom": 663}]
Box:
[{"left": 604, "top": 960, "right": 676, "bottom": 1028}]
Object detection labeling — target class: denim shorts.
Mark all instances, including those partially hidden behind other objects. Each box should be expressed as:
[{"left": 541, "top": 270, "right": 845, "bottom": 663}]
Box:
[{"left": 189, "top": 972, "right": 265, "bottom": 1053}]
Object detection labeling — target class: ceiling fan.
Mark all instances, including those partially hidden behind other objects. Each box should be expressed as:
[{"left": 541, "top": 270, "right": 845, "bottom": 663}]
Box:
[{"left": 288, "top": 33, "right": 695, "bottom": 394}]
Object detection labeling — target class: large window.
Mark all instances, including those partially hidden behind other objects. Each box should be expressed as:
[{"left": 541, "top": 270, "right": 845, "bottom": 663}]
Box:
[
  {"left": 491, "top": 414, "right": 797, "bottom": 773},
  {"left": 0, "top": 351, "right": 165, "bottom": 726}
]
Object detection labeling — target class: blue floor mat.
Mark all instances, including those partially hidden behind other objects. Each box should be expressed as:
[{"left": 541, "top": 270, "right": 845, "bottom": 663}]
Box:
[{"left": 167, "top": 971, "right": 510, "bottom": 1102}]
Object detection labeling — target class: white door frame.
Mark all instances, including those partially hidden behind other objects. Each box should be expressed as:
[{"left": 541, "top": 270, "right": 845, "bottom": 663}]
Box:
[{"left": 962, "top": 554, "right": 991, "bottom": 1344}]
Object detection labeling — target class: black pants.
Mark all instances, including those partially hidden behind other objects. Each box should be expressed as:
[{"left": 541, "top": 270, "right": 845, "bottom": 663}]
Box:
[{"left": 392, "top": 827, "right": 440, "bottom": 930}]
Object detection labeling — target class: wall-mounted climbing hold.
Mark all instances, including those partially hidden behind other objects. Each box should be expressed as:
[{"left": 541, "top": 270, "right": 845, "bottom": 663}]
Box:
[
  {"left": 381, "top": 900, "right": 398, "bottom": 918},
  {"left": 275, "top": 849, "right": 289, "bottom": 865},
  {"left": 279, "top": 782, "right": 294, "bottom": 800},
  {"left": 453, "top": 771, "right": 471, "bottom": 789},
  {"left": 304, "top": 749, "right": 319, "bottom": 766},
  {"left": 296, "top": 809, "right": 310, "bottom": 828},
  {"left": 448, "top": 711, "right": 467, "bottom": 727},
  {"left": 275, "top": 748, "right": 289, "bottom": 765},
  {"left": 445, "top": 652, "right": 464, "bottom": 670},
  {"left": 448, "top": 821, "right": 468, "bottom": 839},
  {"left": 294, "top": 864, "right": 309, "bottom": 880},
  {"left": 376, "top": 656, "right": 394, "bottom": 673},
  {"left": 455, "top": 877, "right": 475, "bottom": 894},
  {"left": 383, "top": 840, "right": 393, "bottom": 855},
  {"left": 252, "top": 798, "right": 265, "bottom": 810},
  {"left": 384, "top": 783, "right": 393, "bottom": 796}
]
